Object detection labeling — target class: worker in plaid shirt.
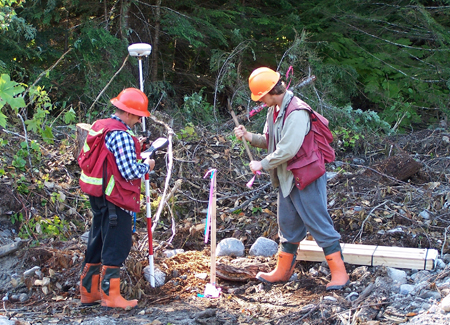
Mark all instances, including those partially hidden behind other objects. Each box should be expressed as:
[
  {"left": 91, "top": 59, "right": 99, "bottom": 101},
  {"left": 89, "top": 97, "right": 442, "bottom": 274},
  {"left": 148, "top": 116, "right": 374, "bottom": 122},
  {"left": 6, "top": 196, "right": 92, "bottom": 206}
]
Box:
[{"left": 79, "top": 88, "right": 155, "bottom": 309}]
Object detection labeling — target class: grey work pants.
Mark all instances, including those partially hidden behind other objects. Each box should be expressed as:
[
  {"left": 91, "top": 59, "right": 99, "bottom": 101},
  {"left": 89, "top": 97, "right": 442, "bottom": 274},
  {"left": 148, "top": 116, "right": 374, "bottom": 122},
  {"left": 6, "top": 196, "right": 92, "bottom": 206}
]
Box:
[{"left": 277, "top": 173, "right": 341, "bottom": 248}]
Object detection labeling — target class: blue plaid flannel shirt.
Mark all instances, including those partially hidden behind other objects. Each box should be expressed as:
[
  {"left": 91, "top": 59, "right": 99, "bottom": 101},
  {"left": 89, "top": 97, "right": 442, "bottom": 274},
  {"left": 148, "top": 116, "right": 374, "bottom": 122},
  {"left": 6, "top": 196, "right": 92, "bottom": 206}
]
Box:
[{"left": 105, "top": 115, "right": 150, "bottom": 180}]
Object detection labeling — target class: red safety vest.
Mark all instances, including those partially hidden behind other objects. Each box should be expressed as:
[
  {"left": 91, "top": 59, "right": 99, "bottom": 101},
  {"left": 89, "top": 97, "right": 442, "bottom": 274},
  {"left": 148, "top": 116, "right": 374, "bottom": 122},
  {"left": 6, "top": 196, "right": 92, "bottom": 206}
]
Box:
[{"left": 78, "top": 118, "right": 142, "bottom": 212}]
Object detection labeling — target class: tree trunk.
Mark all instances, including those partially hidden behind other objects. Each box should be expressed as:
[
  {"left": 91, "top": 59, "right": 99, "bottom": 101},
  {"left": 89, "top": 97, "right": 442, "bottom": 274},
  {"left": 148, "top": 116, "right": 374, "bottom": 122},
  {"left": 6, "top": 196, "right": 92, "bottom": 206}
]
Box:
[
  {"left": 104, "top": 0, "right": 109, "bottom": 31},
  {"left": 151, "top": 0, "right": 161, "bottom": 82},
  {"left": 75, "top": 123, "right": 91, "bottom": 159},
  {"left": 120, "top": 0, "right": 130, "bottom": 40}
]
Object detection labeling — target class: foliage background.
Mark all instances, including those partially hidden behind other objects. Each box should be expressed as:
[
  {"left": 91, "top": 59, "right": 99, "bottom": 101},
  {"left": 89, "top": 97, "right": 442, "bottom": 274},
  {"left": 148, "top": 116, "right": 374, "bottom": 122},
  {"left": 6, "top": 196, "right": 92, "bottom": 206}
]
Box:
[{"left": 1, "top": 0, "right": 449, "bottom": 134}]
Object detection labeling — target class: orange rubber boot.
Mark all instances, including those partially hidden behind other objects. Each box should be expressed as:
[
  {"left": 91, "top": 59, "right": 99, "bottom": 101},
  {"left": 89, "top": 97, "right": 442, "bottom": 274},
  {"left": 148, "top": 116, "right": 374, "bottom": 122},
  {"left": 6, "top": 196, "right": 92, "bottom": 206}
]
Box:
[
  {"left": 256, "top": 251, "right": 297, "bottom": 283},
  {"left": 80, "top": 263, "right": 101, "bottom": 305},
  {"left": 325, "top": 251, "right": 350, "bottom": 291},
  {"left": 100, "top": 266, "right": 138, "bottom": 310}
]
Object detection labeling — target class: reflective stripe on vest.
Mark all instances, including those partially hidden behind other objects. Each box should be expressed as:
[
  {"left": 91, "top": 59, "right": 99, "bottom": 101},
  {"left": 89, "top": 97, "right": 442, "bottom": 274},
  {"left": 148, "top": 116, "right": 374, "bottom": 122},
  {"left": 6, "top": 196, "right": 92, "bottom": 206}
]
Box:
[
  {"left": 89, "top": 128, "right": 104, "bottom": 136},
  {"left": 83, "top": 141, "right": 90, "bottom": 153},
  {"left": 105, "top": 175, "right": 115, "bottom": 196},
  {"left": 80, "top": 171, "right": 102, "bottom": 186}
]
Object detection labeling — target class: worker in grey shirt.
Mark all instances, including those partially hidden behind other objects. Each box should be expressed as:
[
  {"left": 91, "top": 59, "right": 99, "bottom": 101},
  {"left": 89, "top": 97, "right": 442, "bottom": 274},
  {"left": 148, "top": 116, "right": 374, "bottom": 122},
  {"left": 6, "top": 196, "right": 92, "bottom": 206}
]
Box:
[{"left": 234, "top": 67, "right": 349, "bottom": 290}]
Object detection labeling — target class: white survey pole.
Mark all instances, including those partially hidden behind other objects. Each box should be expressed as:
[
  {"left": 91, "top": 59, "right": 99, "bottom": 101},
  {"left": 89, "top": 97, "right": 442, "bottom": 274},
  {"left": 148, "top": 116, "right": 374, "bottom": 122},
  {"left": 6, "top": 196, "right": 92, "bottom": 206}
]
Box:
[{"left": 127, "top": 42, "right": 155, "bottom": 287}]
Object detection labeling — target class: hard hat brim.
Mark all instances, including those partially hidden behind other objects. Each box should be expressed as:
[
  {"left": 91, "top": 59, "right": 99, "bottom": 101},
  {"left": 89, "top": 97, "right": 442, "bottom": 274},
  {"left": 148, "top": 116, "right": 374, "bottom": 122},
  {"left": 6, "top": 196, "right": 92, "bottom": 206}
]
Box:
[
  {"left": 111, "top": 98, "right": 150, "bottom": 117},
  {"left": 251, "top": 91, "right": 267, "bottom": 102}
]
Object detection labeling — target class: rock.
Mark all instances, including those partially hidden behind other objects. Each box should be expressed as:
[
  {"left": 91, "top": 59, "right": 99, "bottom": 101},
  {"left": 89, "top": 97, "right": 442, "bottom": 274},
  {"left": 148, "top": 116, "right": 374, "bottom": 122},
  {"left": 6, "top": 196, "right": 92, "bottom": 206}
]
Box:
[
  {"left": 443, "top": 254, "right": 450, "bottom": 264},
  {"left": 143, "top": 266, "right": 166, "bottom": 287},
  {"left": 435, "top": 258, "right": 446, "bottom": 270},
  {"left": 195, "top": 273, "right": 208, "bottom": 280},
  {"left": 19, "top": 293, "right": 28, "bottom": 302},
  {"left": 0, "top": 315, "right": 16, "bottom": 325},
  {"left": 352, "top": 266, "right": 369, "bottom": 277},
  {"left": 216, "top": 238, "right": 245, "bottom": 257},
  {"left": 353, "top": 158, "right": 365, "bottom": 164},
  {"left": 441, "top": 293, "right": 450, "bottom": 312},
  {"left": 355, "top": 306, "right": 378, "bottom": 322},
  {"left": 419, "top": 290, "right": 441, "bottom": 300},
  {"left": 413, "top": 281, "right": 430, "bottom": 295},
  {"left": 387, "top": 267, "right": 407, "bottom": 284},
  {"left": 249, "top": 237, "right": 278, "bottom": 257},
  {"left": 318, "top": 265, "right": 330, "bottom": 276},
  {"left": 400, "top": 284, "right": 415, "bottom": 295},
  {"left": 309, "top": 267, "right": 318, "bottom": 277},
  {"left": 23, "top": 266, "right": 40, "bottom": 277},
  {"left": 387, "top": 227, "right": 404, "bottom": 234},
  {"left": 411, "top": 270, "right": 430, "bottom": 283},
  {"left": 419, "top": 210, "right": 430, "bottom": 220},
  {"left": 195, "top": 309, "right": 216, "bottom": 319},
  {"left": 323, "top": 296, "right": 337, "bottom": 302},
  {"left": 300, "top": 304, "right": 316, "bottom": 313},
  {"left": 326, "top": 172, "right": 338, "bottom": 180},
  {"left": 164, "top": 249, "right": 185, "bottom": 258},
  {"left": 81, "top": 231, "right": 90, "bottom": 243},
  {"left": 345, "top": 292, "right": 359, "bottom": 301},
  {"left": 44, "top": 181, "right": 54, "bottom": 189}
]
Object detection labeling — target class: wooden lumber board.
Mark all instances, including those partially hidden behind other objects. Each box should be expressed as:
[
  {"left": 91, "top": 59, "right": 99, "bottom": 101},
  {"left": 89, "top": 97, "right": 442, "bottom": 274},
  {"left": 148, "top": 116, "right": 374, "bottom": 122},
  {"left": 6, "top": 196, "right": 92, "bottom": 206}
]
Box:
[{"left": 297, "top": 240, "right": 438, "bottom": 270}]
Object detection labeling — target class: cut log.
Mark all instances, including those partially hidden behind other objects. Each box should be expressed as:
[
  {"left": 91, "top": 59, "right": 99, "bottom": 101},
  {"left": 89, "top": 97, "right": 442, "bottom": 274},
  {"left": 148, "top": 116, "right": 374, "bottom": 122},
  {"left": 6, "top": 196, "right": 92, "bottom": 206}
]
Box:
[
  {"left": 297, "top": 240, "right": 438, "bottom": 270},
  {"left": 216, "top": 262, "right": 271, "bottom": 281},
  {"left": 75, "top": 123, "right": 91, "bottom": 159}
]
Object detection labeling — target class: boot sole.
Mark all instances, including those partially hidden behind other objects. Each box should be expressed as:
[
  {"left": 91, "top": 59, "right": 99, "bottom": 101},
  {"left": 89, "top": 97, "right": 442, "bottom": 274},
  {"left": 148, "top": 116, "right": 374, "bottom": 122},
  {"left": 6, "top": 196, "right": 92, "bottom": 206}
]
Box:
[
  {"left": 256, "top": 275, "right": 273, "bottom": 283},
  {"left": 326, "top": 280, "right": 350, "bottom": 291},
  {"left": 256, "top": 274, "right": 290, "bottom": 284},
  {"left": 101, "top": 305, "right": 137, "bottom": 311},
  {"left": 81, "top": 301, "right": 100, "bottom": 306}
]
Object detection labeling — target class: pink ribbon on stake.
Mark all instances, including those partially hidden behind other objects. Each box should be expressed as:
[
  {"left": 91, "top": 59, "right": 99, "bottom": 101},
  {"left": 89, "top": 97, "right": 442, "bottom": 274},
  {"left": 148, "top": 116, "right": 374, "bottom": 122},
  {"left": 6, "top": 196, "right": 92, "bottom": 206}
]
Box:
[
  {"left": 203, "top": 169, "right": 216, "bottom": 244},
  {"left": 246, "top": 170, "right": 261, "bottom": 188}
]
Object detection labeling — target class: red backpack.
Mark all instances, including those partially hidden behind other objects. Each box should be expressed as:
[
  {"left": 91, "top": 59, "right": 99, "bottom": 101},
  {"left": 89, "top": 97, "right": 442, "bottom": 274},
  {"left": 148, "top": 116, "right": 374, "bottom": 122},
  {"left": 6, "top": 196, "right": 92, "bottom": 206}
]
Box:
[
  {"left": 282, "top": 96, "right": 335, "bottom": 190},
  {"left": 283, "top": 96, "right": 335, "bottom": 163}
]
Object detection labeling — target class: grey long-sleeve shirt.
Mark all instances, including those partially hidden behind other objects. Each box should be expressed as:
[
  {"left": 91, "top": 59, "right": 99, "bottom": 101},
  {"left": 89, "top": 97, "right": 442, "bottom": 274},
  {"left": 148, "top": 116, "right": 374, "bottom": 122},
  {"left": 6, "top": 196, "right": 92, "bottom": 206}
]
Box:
[{"left": 250, "top": 91, "right": 311, "bottom": 197}]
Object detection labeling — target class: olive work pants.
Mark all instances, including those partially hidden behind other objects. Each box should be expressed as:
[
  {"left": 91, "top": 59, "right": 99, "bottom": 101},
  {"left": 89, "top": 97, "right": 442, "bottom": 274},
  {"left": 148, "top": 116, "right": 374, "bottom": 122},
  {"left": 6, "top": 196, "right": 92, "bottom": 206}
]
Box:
[
  {"left": 277, "top": 173, "right": 341, "bottom": 249},
  {"left": 83, "top": 195, "right": 133, "bottom": 266}
]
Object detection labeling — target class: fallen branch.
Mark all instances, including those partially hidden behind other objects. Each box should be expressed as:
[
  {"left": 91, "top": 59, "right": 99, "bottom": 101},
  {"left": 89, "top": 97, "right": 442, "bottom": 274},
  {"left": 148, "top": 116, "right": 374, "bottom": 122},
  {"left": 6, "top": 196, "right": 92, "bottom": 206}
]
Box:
[
  {"left": 151, "top": 129, "right": 175, "bottom": 233},
  {"left": 353, "top": 200, "right": 389, "bottom": 243},
  {"left": 23, "top": 48, "right": 73, "bottom": 98},
  {"left": 351, "top": 282, "right": 375, "bottom": 307},
  {"left": 16, "top": 113, "right": 32, "bottom": 169}
]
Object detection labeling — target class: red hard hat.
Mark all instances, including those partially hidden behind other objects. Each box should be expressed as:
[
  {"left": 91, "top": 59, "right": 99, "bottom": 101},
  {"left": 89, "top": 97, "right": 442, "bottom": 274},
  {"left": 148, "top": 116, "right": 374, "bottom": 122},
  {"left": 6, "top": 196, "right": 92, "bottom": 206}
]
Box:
[
  {"left": 248, "top": 67, "right": 280, "bottom": 101},
  {"left": 110, "top": 88, "right": 150, "bottom": 117}
]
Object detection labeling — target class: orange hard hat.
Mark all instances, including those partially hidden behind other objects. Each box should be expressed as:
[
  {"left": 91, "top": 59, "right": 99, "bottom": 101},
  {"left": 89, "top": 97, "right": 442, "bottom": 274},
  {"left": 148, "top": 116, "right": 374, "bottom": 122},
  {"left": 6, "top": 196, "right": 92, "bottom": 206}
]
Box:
[
  {"left": 110, "top": 88, "right": 150, "bottom": 117},
  {"left": 248, "top": 67, "right": 280, "bottom": 101}
]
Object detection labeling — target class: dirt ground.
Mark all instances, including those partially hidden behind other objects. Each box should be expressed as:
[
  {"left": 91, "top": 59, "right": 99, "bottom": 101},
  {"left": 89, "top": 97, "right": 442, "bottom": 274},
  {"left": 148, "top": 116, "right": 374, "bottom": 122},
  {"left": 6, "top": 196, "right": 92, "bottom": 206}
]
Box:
[{"left": 0, "top": 122, "right": 449, "bottom": 324}]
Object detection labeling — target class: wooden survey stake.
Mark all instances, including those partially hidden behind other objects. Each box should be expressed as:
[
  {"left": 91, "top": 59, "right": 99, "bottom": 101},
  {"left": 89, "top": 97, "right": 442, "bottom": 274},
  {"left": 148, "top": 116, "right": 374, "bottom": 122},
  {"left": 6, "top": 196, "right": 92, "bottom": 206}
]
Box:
[
  {"left": 210, "top": 172, "right": 217, "bottom": 285},
  {"left": 297, "top": 240, "right": 438, "bottom": 270}
]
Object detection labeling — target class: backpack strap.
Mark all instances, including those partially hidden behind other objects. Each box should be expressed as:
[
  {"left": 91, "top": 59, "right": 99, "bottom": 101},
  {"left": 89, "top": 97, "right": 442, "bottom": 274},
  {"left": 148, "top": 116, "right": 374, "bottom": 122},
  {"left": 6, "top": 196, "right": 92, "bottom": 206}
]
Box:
[{"left": 282, "top": 96, "right": 313, "bottom": 135}]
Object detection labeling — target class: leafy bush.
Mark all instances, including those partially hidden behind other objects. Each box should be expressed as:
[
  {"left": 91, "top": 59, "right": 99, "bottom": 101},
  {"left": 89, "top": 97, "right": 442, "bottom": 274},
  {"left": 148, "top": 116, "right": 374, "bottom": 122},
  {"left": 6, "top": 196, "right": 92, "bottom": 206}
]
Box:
[{"left": 181, "top": 88, "right": 215, "bottom": 125}]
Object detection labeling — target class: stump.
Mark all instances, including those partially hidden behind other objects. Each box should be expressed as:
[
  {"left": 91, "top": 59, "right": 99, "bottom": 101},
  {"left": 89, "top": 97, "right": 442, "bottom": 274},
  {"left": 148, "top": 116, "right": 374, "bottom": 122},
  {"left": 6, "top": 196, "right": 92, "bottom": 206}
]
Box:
[
  {"left": 373, "top": 153, "right": 422, "bottom": 181},
  {"left": 74, "top": 123, "right": 91, "bottom": 159}
]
